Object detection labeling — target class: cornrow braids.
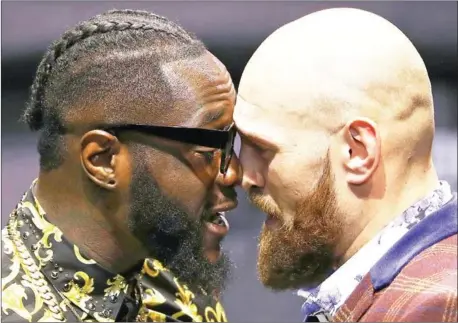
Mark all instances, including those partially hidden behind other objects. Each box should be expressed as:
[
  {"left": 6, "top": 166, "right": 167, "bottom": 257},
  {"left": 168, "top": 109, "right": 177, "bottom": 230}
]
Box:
[
  {"left": 104, "top": 9, "right": 196, "bottom": 37},
  {"left": 22, "top": 9, "right": 207, "bottom": 171}
]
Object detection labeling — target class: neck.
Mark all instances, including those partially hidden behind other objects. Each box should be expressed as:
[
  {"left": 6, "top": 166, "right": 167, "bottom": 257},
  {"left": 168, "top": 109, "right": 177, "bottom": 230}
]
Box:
[
  {"left": 339, "top": 162, "right": 439, "bottom": 265},
  {"left": 35, "top": 171, "right": 148, "bottom": 274}
]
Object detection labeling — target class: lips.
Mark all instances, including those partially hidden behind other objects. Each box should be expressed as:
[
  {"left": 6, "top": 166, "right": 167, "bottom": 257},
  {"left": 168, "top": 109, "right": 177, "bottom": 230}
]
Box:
[
  {"left": 203, "top": 211, "right": 230, "bottom": 263},
  {"left": 264, "top": 214, "right": 281, "bottom": 229},
  {"left": 203, "top": 201, "right": 237, "bottom": 239},
  {"left": 205, "top": 212, "right": 230, "bottom": 237}
]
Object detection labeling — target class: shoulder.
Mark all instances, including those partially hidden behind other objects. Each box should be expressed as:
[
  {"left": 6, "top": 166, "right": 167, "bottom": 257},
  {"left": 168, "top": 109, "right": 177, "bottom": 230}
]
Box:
[
  {"left": 2, "top": 226, "right": 31, "bottom": 322},
  {"left": 2, "top": 227, "right": 17, "bottom": 272},
  {"left": 373, "top": 235, "right": 457, "bottom": 322},
  {"left": 403, "top": 234, "right": 457, "bottom": 274},
  {"left": 2, "top": 225, "right": 65, "bottom": 322}
]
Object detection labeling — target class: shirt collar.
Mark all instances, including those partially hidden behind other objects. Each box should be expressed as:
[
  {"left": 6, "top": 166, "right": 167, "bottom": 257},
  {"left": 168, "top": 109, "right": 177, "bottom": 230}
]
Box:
[
  {"left": 18, "top": 182, "right": 128, "bottom": 321},
  {"left": 298, "top": 180, "right": 454, "bottom": 320},
  {"left": 15, "top": 180, "right": 229, "bottom": 322}
]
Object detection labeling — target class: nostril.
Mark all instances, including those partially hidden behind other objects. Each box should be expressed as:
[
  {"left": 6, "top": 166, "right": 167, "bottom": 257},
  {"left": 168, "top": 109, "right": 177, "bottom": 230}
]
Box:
[{"left": 242, "top": 173, "right": 261, "bottom": 191}]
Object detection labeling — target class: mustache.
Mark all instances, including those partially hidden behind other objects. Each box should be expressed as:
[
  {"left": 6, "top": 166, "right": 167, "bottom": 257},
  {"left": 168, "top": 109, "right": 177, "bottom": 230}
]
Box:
[
  {"left": 220, "top": 186, "right": 238, "bottom": 201},
  {"left": 247, "top": 190, "right": 282, "bottom": 219}
]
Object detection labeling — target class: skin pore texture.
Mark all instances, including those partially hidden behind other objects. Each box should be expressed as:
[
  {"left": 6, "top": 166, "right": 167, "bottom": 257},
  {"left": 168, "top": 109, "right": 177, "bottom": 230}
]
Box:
[
  {"left": 35, "top": 50, "right": 241, "bottom": 295},
  {"left": 234, "top": 8, "right": 439, "bottom": 290}
]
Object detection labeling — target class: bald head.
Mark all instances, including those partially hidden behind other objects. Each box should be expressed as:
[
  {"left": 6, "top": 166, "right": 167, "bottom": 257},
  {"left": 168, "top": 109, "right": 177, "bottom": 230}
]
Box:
[
  {"left": 236, "top": 8, "right": 440, "bottom": 290},
  {"left": 236, "top": 8, "right": 434, "bottom": 157}
]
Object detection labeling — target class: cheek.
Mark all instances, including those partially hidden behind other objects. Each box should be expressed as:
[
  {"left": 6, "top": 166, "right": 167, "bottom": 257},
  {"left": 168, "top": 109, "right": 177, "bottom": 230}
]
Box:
[
  {"left": 267, "top": 152, "right": 325, "bottom": 216},
  {"left": 327, "top": 145, "right": 350, "bottom": 201},
  {"left": 147, "top": 152, "right": 209, "bottom": 217},
  {"left": 114, "top": 145, "right": 134, "bottom": 192}
]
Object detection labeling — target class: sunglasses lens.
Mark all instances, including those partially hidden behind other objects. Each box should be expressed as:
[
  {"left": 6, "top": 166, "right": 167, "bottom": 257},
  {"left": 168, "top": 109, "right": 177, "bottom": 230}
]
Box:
[{"left": 221, "top": 129, "right": 236, "bottom": 174}]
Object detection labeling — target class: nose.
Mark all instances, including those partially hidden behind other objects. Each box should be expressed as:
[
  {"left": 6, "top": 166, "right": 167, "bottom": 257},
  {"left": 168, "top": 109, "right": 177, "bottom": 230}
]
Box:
[
  {"left": 217, "top": 151, "right": 242, "bottom": 187},
  {"left": 241, "top": 172, "right": 259, "bottom": 192},
  {"left": 239, "top": 144, "right": 265, "bottom": 191}
]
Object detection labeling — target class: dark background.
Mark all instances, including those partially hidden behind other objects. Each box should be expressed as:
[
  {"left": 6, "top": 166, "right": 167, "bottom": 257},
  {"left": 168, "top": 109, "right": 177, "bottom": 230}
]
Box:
[{"left": 2, "top": 2, "right": 457, "bottom": 322}]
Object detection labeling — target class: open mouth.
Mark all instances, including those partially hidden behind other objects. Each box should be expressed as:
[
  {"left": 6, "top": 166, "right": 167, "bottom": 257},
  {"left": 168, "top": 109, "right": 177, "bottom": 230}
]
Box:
[
  {"left": 206, "top": 212, "right": 228, "bottom": 227},
  {"left": 204, "top": 212, "right": 230, "bottom": 237},
  {"left": 264, "top": 214, "right": 281, "bottom": 230}
]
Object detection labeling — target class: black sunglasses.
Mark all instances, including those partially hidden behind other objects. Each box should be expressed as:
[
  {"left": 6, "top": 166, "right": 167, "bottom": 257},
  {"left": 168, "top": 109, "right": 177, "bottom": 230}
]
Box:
[{"left": 103, "top": 122, "right": 236, "bottom": 175}]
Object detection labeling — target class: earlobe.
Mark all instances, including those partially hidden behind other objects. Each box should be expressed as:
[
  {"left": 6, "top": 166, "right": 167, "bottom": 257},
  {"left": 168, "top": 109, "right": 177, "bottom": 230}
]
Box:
[
  {"left": 343, "top": 118, "right": 380, "bottom": 185},
  {"left": 80, "top": 130, "right": 121, "bottom": 190}
]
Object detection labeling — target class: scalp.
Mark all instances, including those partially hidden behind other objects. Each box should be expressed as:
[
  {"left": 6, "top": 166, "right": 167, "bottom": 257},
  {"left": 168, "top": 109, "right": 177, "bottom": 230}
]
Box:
[{"left": 237, "top": 8, "right": 434, "bottom": 159}]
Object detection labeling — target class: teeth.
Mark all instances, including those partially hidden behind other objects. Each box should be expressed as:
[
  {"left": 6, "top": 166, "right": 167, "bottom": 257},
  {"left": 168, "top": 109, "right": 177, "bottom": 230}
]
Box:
[
  {"left": 206, "top": 212, "right": 229, "bottom": 228},
  {"left": 204, "top": 211, "right": 230, "bottom": 229},
  {"left": 218, "top": 212, "right": 229, "bottom": 228}
]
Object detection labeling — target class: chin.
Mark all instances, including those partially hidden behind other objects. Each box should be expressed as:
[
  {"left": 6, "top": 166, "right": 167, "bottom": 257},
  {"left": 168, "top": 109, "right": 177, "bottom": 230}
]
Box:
[
  {"left": 257, "top": 235, "right": 334, "bottom": 291},
  {"left": 204, "top": 247, "right": 222, "bottom": 264},
  {"left": 260, "top": 270, "right": 327, "bottom": 291},
  {"left": 259, "top": 264, "right": 329, "bottom": 290},
  {"left": 203, "top": 223, "right": 225, "bottom": 263}
]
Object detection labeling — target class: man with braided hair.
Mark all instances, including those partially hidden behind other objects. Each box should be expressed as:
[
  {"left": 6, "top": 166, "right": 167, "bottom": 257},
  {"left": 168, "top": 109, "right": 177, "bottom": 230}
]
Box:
[{"left": 2, "top": 9, "right": 240, "bottom": 322}]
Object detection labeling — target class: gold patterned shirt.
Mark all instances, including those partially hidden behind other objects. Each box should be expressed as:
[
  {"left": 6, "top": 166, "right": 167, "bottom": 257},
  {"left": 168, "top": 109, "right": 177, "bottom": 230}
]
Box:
[{"left": 1, "top": 183, "right": 228, "bottom": 322}]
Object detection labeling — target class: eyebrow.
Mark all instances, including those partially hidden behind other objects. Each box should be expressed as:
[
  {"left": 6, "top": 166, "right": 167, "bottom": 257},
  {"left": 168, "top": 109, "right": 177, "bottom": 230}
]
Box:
[
  {"left": 237, "top": 128, "right": 278, "bottom": 150},
  {"left": 198, "top": 108, "right": 226, "bottom": 126}
]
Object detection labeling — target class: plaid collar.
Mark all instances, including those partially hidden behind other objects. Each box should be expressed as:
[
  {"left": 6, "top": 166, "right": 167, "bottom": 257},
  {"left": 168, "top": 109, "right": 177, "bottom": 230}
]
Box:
[{"left": 298, "top": 181, "right": 454, "bottom": 321}]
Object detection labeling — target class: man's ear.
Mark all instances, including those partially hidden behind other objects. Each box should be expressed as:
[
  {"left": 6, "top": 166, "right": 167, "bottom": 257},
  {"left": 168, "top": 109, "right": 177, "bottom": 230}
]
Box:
[
  {"left": 80, "top": 130, "right": 121, "bottom": 190},
  {"left": 341, "top": 118, "right": 381, "bottom": 185}
]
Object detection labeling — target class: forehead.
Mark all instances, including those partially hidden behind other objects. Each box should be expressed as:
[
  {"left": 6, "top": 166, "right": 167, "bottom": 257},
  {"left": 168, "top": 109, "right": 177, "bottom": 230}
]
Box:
[
  {"left": 234, "top": 95, "right": 290, "bottom": 147},
  {"left": 161, "top": 53, "right": 235, "bottom": 128},
  {"left": 235, "top": 95, "right": 331, "bottom": 161}
]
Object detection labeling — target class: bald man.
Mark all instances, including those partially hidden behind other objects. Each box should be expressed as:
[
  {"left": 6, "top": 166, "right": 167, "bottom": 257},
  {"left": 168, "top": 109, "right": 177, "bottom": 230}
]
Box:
[{"left": 235, "top": 8, "right": 457, "bottom": 322}]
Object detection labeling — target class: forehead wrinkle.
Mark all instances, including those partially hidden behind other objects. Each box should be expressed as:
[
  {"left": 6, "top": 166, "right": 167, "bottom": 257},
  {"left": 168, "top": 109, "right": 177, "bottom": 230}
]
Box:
[
  {"left": 161, "top": 54, "right": 233, "bottom": 103},
  {"left": 158, "top": 53, "right": 235, "bottom": 128},
  {"left": 194, "top": 69, "right": 235, "bottom": 127},
  {"left": 197, "top": 69, "right": 234, "bottom": 103}
]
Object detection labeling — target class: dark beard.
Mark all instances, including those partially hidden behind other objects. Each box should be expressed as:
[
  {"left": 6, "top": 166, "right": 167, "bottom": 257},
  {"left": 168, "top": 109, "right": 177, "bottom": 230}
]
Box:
[
  {"left": 127, "top": 149, "right": 231, "bottom": 295},
  {"left": 255, "top": 155, "right": 342, "bottom": 290}
]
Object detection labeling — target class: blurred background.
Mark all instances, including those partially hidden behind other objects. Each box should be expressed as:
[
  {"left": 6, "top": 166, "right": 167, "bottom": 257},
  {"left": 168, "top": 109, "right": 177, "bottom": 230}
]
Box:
[{"left": 2, "top": 1, "right": 457, "bottom": 322}]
